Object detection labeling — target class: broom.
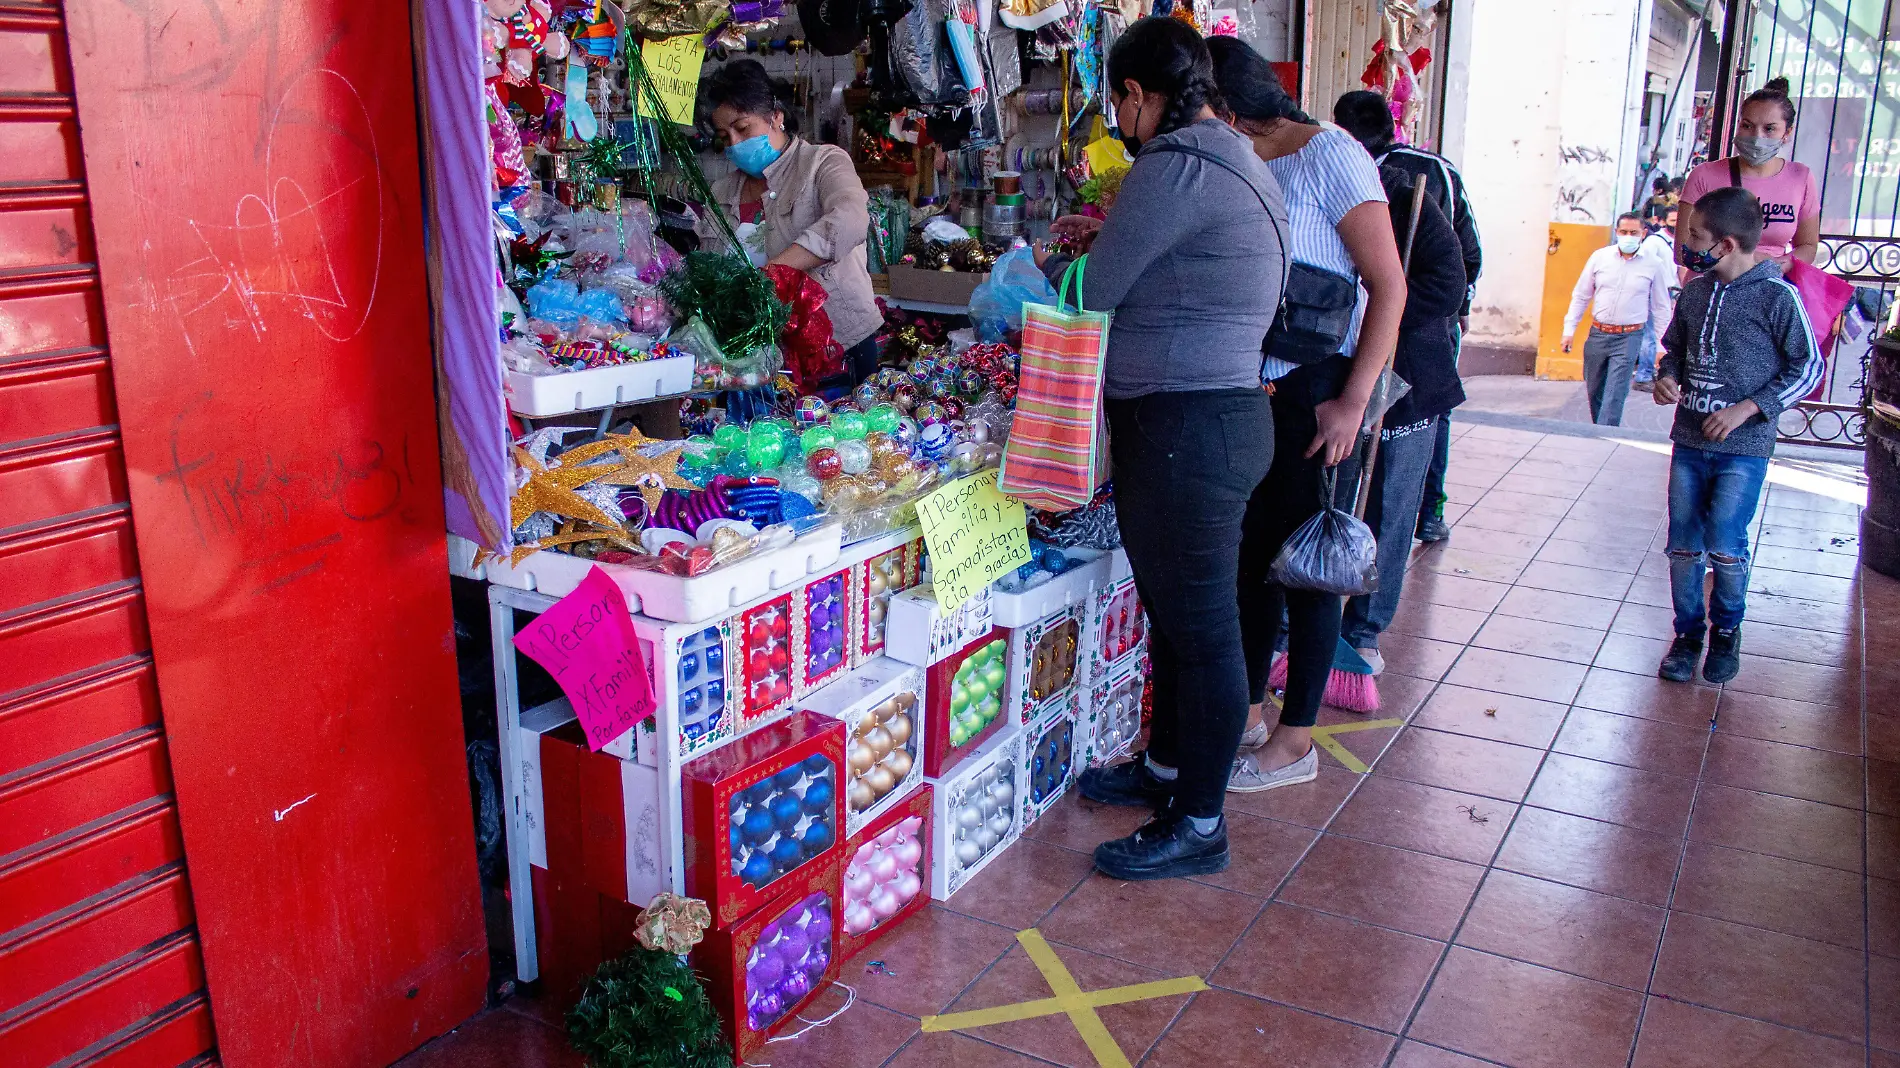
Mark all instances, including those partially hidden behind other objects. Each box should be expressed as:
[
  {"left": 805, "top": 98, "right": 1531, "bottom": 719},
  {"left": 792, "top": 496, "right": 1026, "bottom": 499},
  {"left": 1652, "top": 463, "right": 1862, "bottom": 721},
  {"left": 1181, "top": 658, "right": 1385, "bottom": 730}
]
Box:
[{"left": 1268, "top": 174, "right": 1429, "bottom": 714}]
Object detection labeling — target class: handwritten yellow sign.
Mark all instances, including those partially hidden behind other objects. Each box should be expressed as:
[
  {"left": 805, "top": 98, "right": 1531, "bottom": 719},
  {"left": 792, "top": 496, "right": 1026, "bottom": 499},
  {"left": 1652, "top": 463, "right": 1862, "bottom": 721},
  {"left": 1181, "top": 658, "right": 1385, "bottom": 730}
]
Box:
[
  {"left": 915, "top": 470, "right": 1032, "bottom": 612},
  {"left": 636, "top": 35, "right": 705, "bottom": 125}
]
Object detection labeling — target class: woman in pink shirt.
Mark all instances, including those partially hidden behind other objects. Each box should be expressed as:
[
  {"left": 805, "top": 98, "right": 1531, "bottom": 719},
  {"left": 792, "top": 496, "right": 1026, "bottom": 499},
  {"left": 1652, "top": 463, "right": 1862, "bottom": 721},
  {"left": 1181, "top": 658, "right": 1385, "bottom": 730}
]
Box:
[{"left": 1678, "top": 77, "right": 1820, "bottom": 269}]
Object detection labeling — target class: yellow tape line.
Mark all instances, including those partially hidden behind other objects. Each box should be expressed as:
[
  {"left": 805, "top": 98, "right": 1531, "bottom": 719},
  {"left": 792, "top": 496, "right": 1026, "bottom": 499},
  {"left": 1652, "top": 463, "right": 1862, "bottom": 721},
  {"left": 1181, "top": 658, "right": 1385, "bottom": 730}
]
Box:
[
  {"left": 1308, "top": 718, "right": 1404, "bottom": 774},
  {"left": 919, "top": 929, "right": 1208, "bottom": 1068}
]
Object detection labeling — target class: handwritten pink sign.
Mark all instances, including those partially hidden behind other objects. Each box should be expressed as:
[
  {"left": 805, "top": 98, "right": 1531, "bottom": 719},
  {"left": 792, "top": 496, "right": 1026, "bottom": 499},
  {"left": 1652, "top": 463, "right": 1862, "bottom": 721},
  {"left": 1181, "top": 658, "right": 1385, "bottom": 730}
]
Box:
[{"left": 513, "top": 567, "right": 655, "bottom": 751}]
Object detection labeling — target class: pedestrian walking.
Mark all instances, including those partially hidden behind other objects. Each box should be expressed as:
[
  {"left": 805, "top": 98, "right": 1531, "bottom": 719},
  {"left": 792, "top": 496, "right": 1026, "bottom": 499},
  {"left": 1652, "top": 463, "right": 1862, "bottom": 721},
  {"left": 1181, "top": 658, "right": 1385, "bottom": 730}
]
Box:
[{"left": 1563, "top": 213, "right": 1675, "bottom": 425}]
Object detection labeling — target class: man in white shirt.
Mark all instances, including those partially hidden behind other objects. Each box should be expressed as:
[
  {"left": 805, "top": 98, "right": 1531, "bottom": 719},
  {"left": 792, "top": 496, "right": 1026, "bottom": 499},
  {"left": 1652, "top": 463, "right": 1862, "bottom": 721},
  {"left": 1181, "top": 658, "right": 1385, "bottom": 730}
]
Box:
[
  {"left": 1633, "top": 206, "right": 1679, "bottom": 389},
  {"left": 1564, "top": 212, "right": 1676, "bottom": 425}
]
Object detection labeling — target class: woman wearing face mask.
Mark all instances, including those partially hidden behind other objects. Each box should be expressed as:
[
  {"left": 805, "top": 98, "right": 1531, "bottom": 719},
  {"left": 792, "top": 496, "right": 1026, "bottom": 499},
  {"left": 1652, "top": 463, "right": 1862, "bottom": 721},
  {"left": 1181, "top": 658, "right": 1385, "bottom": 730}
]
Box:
[
  {"left": 1677, "top": 77, "right": 1819, "bottom": 270},
  {"left": 1034, "top": 16, "right": 1289, "bottom": 880},
  {"left": 704, "top": 59, "right": 883, "bottom": 383},
  {"left": 1203, "top": 37, "right": 1405, "bottom": 792}
]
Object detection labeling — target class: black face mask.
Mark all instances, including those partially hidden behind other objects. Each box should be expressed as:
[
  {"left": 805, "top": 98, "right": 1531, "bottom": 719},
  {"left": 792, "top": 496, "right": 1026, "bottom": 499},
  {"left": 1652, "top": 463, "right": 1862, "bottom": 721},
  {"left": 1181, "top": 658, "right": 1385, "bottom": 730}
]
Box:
[{"left": 1115, "top": 101, "right": 1147, "bottom": 155}]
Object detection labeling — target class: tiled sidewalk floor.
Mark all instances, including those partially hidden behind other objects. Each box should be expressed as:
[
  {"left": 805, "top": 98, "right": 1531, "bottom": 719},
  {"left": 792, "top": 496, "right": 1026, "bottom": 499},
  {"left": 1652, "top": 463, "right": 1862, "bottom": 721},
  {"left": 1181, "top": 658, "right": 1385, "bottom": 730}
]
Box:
[{"left": 401, "top": 420, "right": 1896, "bottom": 1068}]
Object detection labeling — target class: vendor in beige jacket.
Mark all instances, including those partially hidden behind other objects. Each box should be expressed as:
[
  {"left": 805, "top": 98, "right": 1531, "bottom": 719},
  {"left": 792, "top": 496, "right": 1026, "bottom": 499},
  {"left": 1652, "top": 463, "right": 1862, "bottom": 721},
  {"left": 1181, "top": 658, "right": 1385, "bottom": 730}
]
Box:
[{"left": 704, "top": 59, "right": 884, "bottom": 383}]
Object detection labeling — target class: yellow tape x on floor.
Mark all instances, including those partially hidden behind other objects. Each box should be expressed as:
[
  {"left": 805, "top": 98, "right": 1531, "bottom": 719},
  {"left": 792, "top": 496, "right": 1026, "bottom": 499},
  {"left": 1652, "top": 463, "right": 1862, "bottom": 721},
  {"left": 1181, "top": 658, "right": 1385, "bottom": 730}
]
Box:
[
  {"left": 919, "top": 929, "right": 1207, "bottom": 1068},
  {"left": 1309, "top": 718, "right": 1403, "bottom": 774}
]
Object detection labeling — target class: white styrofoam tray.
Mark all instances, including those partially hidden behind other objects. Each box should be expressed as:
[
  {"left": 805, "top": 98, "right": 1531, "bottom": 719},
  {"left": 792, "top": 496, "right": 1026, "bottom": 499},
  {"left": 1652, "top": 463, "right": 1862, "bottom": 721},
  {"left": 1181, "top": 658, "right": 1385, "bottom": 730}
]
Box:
[
  {"left": 503, "top": 354, "right": 696, "bottom": 418},
  {"left": 987, "top": 548, "right": 1110, "bottom": 629},
  {"left": 483, "top": 523, "right": 845, "bottom": 624},
  {"left": 447, "top": 533, "right": 489, "bottom": 581}
]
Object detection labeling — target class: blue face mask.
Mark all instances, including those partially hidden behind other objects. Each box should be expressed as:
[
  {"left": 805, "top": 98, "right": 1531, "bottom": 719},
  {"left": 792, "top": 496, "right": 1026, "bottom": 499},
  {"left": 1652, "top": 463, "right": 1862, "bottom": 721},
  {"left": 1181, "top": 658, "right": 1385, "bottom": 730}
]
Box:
[
  {"left": 726, "top": 134, "right": 783, "bottom": 178},
  {"left": 1680, "top": 239, "right": 1724, "bottom": 273}
]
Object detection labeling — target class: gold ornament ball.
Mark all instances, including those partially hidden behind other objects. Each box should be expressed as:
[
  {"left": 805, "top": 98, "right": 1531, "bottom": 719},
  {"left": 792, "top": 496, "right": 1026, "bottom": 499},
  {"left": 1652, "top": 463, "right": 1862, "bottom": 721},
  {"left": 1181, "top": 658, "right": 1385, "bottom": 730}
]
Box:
[
  {"left": 868, "top": 570, "right": 888, "bottom": 596},
  {"left": 894, "top": 692, "right": 917, "bottom": 711},
  {"left": 849, "top": 743, "right": 876, "bottom": 773},
  {"left": 849, "top": 779, "right": 877, "bottom": 811},
  {"left": 864, "top": 725, "right": 895, "bottom": 760},
  {"left": 883, "top": 748, "right": 913, "bottom": 780},
  {"left": 885, "top": 713, "right": 913, "bottom": 746},
  {"left": 864, "top": 764, "right": 896, "bottom": 796}
]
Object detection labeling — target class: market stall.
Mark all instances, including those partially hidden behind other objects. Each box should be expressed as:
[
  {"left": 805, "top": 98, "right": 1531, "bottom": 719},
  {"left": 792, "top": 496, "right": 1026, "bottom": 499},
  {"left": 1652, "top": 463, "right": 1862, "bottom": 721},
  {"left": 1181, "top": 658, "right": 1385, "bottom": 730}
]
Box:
[{"left": 415, "top": 0, "right": 1192, "bottom": 1057}]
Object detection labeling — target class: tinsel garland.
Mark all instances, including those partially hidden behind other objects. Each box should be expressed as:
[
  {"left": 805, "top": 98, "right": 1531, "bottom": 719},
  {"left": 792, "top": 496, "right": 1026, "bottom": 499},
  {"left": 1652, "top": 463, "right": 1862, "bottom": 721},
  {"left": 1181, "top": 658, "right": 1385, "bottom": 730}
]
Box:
[
  {"left": 623, "top": 32, "right": 741, "bottom": 252},
  {"left": 567, "top": 949, "right": 732, "bottom": 1068},
  {"left": 660, "top": 251, "right": 790, "bottom": 357}
]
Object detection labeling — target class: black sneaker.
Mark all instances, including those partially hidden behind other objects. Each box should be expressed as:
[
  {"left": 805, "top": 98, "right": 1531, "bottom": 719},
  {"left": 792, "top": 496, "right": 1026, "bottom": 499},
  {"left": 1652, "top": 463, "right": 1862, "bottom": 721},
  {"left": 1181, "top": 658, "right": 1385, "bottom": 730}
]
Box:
[
  {"left": 1416, "top": 514, "right": 1451, "bottom": 542},
  {"left": 1704, "top": 626, "right": 1742, "bottom": 684},
  {"left": 1079, "top": 756, "right": 1174, "bottom": 808},
  {"left": 1093, "top": 810, "right": 1230, "bottom": 880},
  {"left": 1659, "top": 630, "right": 1704, "bottom": 682}
]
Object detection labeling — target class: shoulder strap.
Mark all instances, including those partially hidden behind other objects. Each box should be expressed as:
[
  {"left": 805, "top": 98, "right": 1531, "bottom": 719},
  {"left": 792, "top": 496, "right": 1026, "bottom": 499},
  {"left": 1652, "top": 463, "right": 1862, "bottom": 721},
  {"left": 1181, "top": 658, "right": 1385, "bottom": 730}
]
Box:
[
  {"left": 1145, "top": 140, "right": 1290, "bottom": 286},
  {"left": 1729, "top": 156, "right": 1743, "bottom": 188}
]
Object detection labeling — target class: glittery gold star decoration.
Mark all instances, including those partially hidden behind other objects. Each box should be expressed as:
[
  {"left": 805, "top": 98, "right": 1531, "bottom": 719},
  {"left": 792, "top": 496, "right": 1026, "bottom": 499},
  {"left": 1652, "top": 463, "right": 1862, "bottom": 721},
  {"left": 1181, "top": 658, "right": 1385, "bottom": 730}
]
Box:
[
  {"left": 590, "top": 442, "right": 697, "bottom": 512},
  {"left": 510, "top": 445, "right": 629, "bottom": 531}
]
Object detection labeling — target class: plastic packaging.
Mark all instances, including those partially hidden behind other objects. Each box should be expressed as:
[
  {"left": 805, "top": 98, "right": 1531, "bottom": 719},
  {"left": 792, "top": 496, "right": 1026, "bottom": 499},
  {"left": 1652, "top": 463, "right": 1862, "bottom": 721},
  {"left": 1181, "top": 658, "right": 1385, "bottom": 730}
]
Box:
[
  {"left": 968, "top": 245, "right": 1058, "bottom": 343},
  {"left": 1267, "top": 470, "right": 1379, "bottom": 595}
]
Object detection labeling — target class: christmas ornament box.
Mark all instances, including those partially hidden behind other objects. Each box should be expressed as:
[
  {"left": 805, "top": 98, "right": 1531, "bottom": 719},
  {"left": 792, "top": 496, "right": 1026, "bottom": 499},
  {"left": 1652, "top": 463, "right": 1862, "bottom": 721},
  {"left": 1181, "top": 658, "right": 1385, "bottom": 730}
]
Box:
[
  {"left": 838, "top": 783, "right": 933, "bottom": 962},
  {"left": 537, "top": 718, "right": 670, "bottom": 910},
  {"left": 676, "top": 710, "right": 839, "bottom": 927},
  {"left": 1083, "top": 655, "right": 1147, "bottom": 767},
  {"left": 1020, "top": 694, "right": 1082, "bottom": 824},
  {"left": 883, "top": 583, "right": 994, "bottom": 667},
  {"left": 1085, "top": 574, "right": 1148, "bottom": 684},
  {"left": 691, "top": 859, "right": 844, "bottom": 1063},
  {"left": 794, "top": 655, "right": 927, "bottom": 836},
  {"left": 1002, "top": 602, "right": 1085, "bottom": 728},
  {"left": 928, "top": 725, "right": 1025, "bottom": 900},
  {"left": 922, "top": 629, "right": 1012, "bottom": 777},
  {"left": 845, "top": 535, "right": 924, "bottom": 664}
]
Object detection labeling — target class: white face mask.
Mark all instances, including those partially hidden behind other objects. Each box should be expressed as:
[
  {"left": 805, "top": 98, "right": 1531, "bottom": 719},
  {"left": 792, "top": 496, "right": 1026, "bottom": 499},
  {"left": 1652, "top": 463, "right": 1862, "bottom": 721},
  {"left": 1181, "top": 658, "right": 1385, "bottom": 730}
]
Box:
[{"left": 1616, "top": 234, "right": 1642, "bottom": 255}]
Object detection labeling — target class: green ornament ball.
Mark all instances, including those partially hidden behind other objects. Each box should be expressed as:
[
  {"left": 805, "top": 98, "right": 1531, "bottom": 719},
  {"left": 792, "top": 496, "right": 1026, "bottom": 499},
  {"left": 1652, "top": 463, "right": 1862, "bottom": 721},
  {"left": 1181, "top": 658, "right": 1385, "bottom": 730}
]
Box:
[
  {"left": 713, "top": 423, "right": 747, "bottom": 451},
  {"left": 801, "top": 426, "right": 838, "bottom": 453},
  {"left": 866, "top": 403, "right": 901, "bottom": 434},
  {"left": 831, "top": 411, "right": 868, "bottom": 440}
]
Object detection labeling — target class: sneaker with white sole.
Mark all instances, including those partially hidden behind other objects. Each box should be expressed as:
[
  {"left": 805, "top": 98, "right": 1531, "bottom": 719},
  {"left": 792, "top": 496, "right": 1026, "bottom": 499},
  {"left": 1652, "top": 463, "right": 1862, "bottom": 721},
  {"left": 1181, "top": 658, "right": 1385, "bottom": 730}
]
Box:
[
  {"left": 1354, "top": 647, "right": 1385, "bottom": 677},
  {"left": 1227, "top": 746, "right": 1319, "bottom": 793},
  {"left": 1239, "top": 722, "right": 1270, "bottom": 750}
]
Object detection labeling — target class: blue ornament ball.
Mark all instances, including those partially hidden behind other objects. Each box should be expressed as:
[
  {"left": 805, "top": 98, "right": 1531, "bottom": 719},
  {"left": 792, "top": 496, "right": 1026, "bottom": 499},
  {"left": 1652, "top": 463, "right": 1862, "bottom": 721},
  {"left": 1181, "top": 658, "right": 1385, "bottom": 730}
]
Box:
[
  {"left": 801, "top": 777, "right": 834, "bottom": 812},
  {"left": 801, "top": 820, "right": 833, "bottom": 855},
  {"left": 802, "top": 753, "right": 832, "bottom": 774},
  {"left": 771, "top": 792, "right": 804, "bottom": 829},
  {"left": 770, "top": 835, "right": 804, "bottom": 871},
  {"left": 741, "top": 850, "right": 775, "bottom": 886},
  {"left": 773, "top": 765, "right": 806, "bottom": 790},
  {"left": 742, "top": 806, "right": 777, "bottom": 844},
  {"left": 742, "top": 781, "right": 773, "bottom": 807}
]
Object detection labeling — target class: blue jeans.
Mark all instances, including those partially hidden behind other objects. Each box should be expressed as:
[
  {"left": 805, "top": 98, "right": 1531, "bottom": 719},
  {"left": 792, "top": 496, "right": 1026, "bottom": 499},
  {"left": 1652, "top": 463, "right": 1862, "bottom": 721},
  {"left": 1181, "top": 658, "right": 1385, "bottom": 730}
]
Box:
[
  {"left": 1666, "top": 445, "right": 1770, "bottom": 635},
  {"left": 1343, "top": 416, "right": 1440, "bottom": 650},
  {"left": 1635, "top": 319, "right": 1658, "bottom": 382}
]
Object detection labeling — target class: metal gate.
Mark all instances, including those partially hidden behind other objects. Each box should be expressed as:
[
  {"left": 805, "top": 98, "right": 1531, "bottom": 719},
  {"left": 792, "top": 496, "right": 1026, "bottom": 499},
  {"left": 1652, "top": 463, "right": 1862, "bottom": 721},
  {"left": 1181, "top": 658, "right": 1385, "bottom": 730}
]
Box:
[
  {"left": 1720, "top": 0, "right": 1900, "bottom": 448},
  {"left": 0, "top": 3, "right": 216, "bottom": 1065}
]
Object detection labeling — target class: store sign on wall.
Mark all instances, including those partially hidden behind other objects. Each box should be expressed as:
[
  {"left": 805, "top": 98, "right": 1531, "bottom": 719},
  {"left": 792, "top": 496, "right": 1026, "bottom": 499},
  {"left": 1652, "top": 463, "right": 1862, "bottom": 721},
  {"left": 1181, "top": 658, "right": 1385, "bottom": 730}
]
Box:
[
  {"left": 514, "top": 567, "right": 655, "bottom": 750},
  {"left": 636, "top": 35, "right": 706, "bottom": 125},
  {"left": 915, "top": 470, "right": 1033, "bottom": 612}
]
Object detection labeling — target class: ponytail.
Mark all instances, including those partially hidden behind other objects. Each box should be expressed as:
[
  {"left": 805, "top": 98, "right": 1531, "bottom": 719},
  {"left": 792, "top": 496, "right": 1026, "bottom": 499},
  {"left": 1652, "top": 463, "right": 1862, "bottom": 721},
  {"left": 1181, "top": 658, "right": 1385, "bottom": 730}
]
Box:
[
  {"left": 1105, "top": 17, "right": 1226, "bottom": 138},
  {"left": 1207, "top": 36, "right": 1315, "bottom": 130}
]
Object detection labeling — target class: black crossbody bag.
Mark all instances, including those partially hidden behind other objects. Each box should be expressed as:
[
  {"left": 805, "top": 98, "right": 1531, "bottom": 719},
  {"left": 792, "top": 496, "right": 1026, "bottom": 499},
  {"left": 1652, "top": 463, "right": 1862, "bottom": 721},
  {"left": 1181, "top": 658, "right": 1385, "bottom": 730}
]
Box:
[{"left": 1146, "top": 142, "right": 1356, "bottom": 367}]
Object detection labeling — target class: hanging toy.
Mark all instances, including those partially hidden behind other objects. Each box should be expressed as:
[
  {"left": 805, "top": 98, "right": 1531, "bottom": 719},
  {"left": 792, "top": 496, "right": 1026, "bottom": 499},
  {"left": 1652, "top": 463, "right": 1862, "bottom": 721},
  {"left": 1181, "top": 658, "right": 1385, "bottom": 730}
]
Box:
[{"left": 484, "top": 0, "right": 570, "bottom": 86}]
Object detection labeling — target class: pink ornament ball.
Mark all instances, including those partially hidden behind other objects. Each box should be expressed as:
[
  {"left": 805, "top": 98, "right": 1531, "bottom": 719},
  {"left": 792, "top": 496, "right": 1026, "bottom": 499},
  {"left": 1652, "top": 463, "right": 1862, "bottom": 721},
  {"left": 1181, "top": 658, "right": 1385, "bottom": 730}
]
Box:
[
  {"left": 892, "top": 870, "right": 922, "bottom": 903},
  {"left": 844, "top": 902, "right": 876, "bottom": 935}
]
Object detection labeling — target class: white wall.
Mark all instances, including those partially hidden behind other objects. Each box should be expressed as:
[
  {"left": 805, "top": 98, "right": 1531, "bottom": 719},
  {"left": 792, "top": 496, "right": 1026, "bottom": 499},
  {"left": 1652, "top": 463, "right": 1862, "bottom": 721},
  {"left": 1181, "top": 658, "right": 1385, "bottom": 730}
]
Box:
[
  {"left": 1552, "top": 0, "right": 1648, "bottom": 225},
  {"left": 1452, "top": 0, "right": 1569, "bottom": 350}
]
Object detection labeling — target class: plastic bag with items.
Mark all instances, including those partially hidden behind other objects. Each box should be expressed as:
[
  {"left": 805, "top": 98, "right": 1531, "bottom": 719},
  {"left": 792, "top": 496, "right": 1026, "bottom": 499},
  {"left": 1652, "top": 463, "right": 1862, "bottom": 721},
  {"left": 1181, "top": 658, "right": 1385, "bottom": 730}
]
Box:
[
  {"left": 1266, "top": 467, "right": 1379, "bottom": 595},
  {"left": 968, "top": 245, "right": 1058, "bottom": 342}
]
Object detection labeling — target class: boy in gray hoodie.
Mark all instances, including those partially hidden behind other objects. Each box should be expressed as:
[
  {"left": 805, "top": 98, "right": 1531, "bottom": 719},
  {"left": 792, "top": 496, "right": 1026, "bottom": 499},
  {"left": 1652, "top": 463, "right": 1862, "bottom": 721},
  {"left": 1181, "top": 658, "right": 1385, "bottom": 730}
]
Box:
[{"left": 1653, "top": 184, "right": 1823, "bottom": 683}]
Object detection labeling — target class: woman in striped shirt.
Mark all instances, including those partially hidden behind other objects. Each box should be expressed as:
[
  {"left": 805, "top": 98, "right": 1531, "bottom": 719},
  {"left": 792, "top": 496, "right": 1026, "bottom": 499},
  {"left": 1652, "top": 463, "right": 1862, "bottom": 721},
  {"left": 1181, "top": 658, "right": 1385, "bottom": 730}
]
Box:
[{"left": 1205, "top": 37, "right": 1408, "bottom": 793}]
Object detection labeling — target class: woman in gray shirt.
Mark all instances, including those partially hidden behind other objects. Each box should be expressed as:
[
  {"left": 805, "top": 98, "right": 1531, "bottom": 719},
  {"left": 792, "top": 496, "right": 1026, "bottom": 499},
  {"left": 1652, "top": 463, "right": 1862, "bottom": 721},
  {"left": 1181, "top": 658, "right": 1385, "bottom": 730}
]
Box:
[{"left": 1034, "top": 16, "right": 1289, "bottom": 881}]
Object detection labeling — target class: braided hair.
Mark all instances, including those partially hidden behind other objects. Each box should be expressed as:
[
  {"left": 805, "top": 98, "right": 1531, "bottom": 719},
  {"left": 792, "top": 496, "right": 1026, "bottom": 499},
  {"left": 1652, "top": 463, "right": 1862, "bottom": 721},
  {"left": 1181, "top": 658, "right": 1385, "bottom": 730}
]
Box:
[
  {"left": 1206, "top": 36, "right": 1316, "bottom": 134},
  {"left": 1105, "top": 17, "right": 1225, "bottom": 139}
]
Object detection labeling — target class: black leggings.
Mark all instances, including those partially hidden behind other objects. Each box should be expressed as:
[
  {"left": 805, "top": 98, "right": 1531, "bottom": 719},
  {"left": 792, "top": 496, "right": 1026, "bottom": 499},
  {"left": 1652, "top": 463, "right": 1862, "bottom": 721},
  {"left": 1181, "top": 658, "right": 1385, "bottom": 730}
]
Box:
[
  {"left": 1238, "top": 359, "right": 1352, "bottom": 730},
  {"left": 846, "top": 336, "right": 881, "bottom": 384},
  {"left": 1108, "top": 388, "right": 1275, "bottom": 819}
]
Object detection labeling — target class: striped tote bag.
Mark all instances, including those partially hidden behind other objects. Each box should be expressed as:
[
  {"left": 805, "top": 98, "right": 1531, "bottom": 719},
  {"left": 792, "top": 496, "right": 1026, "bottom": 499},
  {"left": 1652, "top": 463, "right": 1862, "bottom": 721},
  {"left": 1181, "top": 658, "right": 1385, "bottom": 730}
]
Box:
[{"left": 999, "top": 257, "right": 1110, "bottom": 511}]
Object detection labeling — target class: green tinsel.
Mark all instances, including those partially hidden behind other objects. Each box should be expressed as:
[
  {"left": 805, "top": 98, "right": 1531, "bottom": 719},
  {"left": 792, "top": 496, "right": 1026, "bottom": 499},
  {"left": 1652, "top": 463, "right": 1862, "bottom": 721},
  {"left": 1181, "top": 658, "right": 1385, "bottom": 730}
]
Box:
[
  {"left": 660, "top": 251, "right": 790, "bottom": 356},
  {"left": 578, "top": 136, "right": 629, "bottom": 186},
  {"left": 567, "top": 949, "right": 732, "bottom": 1068}
]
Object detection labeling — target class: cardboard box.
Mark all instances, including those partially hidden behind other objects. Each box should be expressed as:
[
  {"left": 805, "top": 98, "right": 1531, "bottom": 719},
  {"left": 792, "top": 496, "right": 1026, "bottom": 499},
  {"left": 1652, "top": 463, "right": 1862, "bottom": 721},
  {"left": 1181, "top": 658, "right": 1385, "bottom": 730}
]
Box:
[
  {"left": 847, "top": 538, "right": 923, "bottom": 664},
  {"left": 928, "top": 727, "right": 1024, "bottom": 899},
  {"left": 540, "top": 721, "right": 672, "bottom": 908},
  {"left": 682, "top": 710, "right": 847, "bottom": 927},
  {"left": 839, "top": 784, "right": 932, "bottom": 962},
  {"left": 516, "top": 698, "right": 579, "bottom": 868},
  {"left": 922, "top": 630, "right": 1011, "bottom": 778},
  {"left": 885, "top": 583, "right": 994, "bottom": 667},
  {"left": 1020, "top": 696, "right": 1081, "bottom": 825},
  {"left": 1086, "top": 576, "right": 1148, "bottom": 683},
  {"left": 1083, "top": 656, "right": 1146, "bottom": 766},
  {"left": 793, "top": 565, "right": 853, "bottom": 696},
  {"left": 796, "top": 656, "right": 927, "bottom": 836},
  {"left": 692, "top": 860, "right": 843, "bottom": 1063},
  {"left": 885, "top": 264, "right": 983, "bottom": 307},
  {"left": 1003, "top": 604, "right": 1084, "bottom": 727},
  {"left": 600, "top": 614, "right": 735, "bottom": 765}
]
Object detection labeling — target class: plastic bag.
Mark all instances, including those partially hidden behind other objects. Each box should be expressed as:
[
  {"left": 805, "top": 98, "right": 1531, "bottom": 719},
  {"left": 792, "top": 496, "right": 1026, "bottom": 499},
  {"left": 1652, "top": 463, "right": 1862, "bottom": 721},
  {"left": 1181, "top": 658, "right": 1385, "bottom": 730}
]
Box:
[
  {"left": 969, "top": 245, "right": 1059, "bottom": 342},
  {"left": 1267, "top": 469, "right": 1379, "bottom": 595}
]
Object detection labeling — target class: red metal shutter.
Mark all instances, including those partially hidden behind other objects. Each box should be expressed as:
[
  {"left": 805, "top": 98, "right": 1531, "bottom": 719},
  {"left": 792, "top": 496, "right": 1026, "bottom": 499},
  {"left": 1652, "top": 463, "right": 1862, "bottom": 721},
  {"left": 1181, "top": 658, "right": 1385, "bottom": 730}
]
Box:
[{"left": 0, "top": 3, "right": 216, "bottom": 1065}]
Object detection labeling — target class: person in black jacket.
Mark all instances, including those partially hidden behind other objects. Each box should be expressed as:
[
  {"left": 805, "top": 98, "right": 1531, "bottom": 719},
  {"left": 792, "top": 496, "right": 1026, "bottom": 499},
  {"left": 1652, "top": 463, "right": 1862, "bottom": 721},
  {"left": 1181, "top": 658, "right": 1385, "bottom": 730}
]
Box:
[
  {"left": 1334, "top": 90, "right": 1479, "bottom": 544},
  {"left": 1334, "top": 164, "right": 1468, "bottom": 669}
]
